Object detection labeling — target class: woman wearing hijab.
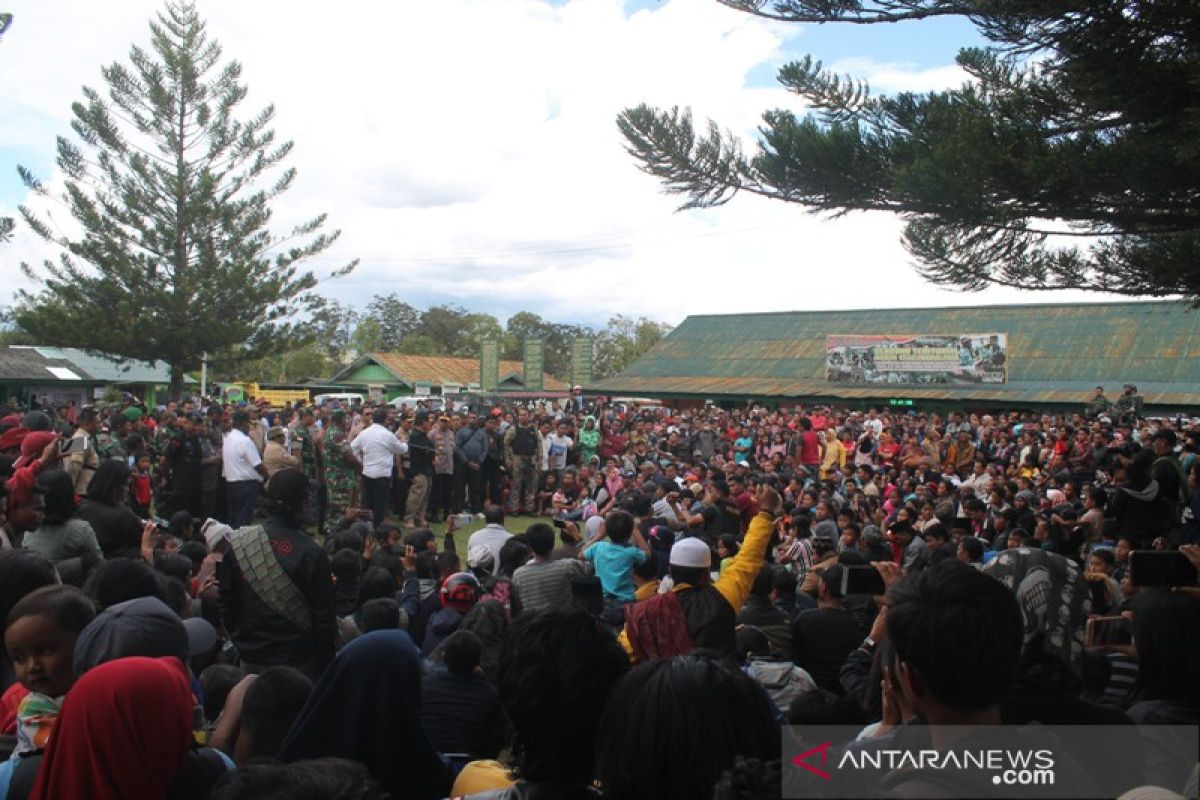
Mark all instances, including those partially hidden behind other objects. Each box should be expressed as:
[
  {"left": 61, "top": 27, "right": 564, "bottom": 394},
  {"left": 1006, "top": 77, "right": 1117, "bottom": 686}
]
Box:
[
  {"left": 279, "top": 629, "right": 453, "bottom": 800},
  {"left": 29, "top": 656, "right": 229, "bottom": 800},
  {"left": 576, "top": 416, "right": 600, "bottom": 467}
]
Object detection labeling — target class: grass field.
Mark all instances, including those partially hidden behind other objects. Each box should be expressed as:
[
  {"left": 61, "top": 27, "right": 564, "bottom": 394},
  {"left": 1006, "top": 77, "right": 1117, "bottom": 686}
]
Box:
[{"left": 428, "top": 515, "right": 547, "bottom": 555}]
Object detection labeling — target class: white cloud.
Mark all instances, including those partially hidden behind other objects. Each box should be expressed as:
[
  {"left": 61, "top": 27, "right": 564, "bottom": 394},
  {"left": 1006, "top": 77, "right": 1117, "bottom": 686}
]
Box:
[
  {"left": 0, "top": 0, "right": 1134, "bottom": 329},
  {"left": 828, "top": 56, "right": 969, "bottom": 94}
]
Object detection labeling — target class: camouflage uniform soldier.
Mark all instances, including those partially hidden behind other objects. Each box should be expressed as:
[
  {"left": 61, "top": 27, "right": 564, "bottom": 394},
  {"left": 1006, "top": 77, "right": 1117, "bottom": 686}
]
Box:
[
  {"left": 1084, "top": 387, "right": 1112, "bottom": 420},
  {"left": 1113, "top": 384, "right": 1144, "bottom": 426},
  {"left": 319, "top": 410, "right": 359, "bottom": 532},
  {"left": 95, "top": 415, "right": 130, "bottom": 462},
  {"left": 291, "top": 408, "right": 323, "bottom": 529}
]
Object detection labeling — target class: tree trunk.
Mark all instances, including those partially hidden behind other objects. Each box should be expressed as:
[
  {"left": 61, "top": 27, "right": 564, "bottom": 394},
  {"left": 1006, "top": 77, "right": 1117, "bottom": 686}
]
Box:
[{"left": 169, "top": 363, "right": 185, "bottom": 403}]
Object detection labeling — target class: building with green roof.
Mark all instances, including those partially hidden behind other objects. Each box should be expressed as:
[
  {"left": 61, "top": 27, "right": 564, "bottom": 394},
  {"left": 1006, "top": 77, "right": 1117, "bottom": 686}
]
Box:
[{"left": 587, "top": 301, "right": 1200, "bottom": 412}]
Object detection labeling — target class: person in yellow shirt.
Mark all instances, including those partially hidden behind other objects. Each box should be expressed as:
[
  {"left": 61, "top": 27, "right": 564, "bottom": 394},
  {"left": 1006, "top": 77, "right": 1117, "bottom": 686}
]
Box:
[{"left": 819, "top": 429, "right": 846, "bottom": 479}]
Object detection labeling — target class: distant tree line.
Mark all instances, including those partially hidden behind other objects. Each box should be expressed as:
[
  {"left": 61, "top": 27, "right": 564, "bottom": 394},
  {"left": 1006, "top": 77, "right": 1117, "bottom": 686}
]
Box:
[{"left": 221, "top": 295, "right": 672, "bottom": 385}]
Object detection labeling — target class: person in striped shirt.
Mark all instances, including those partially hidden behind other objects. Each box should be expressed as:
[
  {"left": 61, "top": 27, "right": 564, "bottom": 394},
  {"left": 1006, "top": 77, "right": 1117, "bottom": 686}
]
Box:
[{"left": 511, "top": 523, "right": 583, "bottom": 616}]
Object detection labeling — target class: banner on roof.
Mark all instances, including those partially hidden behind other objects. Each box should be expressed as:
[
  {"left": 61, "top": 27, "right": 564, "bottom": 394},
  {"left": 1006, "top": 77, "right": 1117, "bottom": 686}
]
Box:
[{"left": 825, "top": 333, "right": 1007, "bottom": 385}]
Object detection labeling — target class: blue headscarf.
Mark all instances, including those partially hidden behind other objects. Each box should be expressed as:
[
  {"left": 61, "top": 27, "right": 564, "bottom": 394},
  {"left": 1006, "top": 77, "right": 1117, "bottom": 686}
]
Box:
[{"left": 278, "top": 630, "right": 452, "bottom": 799}]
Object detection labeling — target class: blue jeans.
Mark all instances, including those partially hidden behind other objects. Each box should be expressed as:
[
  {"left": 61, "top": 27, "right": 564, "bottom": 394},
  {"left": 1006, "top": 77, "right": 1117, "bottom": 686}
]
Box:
[{"left": 226, "top": 480, "right": 261, "bottom": 528}]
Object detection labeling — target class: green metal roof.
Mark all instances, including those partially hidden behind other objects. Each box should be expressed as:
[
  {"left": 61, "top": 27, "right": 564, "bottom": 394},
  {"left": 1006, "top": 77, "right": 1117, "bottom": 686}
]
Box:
[
  {"left": 0, "top": 346, "right": 184, "bottom": 385},
  {"left": 588, "top": 301, "right": 1200, "bottom": 406}
]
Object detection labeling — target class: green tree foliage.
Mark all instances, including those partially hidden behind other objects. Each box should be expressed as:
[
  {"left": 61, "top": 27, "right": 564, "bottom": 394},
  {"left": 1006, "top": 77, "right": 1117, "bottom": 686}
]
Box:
[
  {"left": 618, "top": 0, "right": 1200, "bottom": 300},
  {"left": 350, "top": 316, "right": 385, "bottom": 356},
  {"left": 502, "top": 310, "right": 589, "bottom": 378},
  {"left": 306, "top": 299, "right": 358, "bottom": 366},
  {"left": 366, "top": 293, "right": 421, "bottom": 350},
  {"left": 594, "top": 315, "right": 672, "bottom": 379},
  {"left": 409, "top": 305, "right": 504, "bottom": 357},
  {"left": 394, "top": 334, "right": 438, "bottom": 356},
  {"left": 12, "top": 1, "right": 356, "bottom": 398}
]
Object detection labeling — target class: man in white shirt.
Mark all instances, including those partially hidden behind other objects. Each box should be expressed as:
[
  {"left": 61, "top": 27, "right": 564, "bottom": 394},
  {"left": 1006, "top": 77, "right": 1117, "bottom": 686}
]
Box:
[
  {"left": 224, "top": 410, "right": 270, "bottom": 527},
  {"left": 352, "top": 408, "right": 408, "bottom": 526},
  {"left": 544, "top": 420, "right": 573, "bottom": 481},
  {"left": 468, "top": 505, "right": 514, "bottom": 571}
]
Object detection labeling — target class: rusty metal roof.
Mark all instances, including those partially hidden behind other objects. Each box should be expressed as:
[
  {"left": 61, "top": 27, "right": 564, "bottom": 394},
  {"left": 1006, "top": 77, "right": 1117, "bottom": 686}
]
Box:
[
  {"left": 588, "top": 301, "right": 1200, "bottom": 406},
  {"left": 332, "top": 352, "right": 567, "bottom": 391}
]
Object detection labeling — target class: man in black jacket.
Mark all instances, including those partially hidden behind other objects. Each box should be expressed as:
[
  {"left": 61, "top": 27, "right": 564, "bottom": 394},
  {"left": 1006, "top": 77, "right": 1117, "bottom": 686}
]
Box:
[
  {"left": 736, "top": 564, "right": 793, "bottom": 656},
  {"left": 219, "top": 469, "right": 336, "bottom": 677},
  {"left": 791, "top": 563, "right": 861, "bottom": 694}
]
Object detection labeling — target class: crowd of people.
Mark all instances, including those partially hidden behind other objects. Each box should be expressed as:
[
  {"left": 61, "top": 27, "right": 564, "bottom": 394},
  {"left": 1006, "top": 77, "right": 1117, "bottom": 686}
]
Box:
[{"left": 0, "top": 387, "right": 1198, "bottom": 799}]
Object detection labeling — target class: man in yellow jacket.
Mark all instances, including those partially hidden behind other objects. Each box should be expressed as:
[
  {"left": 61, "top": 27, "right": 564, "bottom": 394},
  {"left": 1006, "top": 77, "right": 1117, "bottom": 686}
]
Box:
[{"left": 620, "top": 484, "right": 780, "bottom": 662}]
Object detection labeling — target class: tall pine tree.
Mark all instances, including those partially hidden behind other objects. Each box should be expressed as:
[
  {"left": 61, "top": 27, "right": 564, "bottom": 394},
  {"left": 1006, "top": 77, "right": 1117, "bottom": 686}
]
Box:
[
  {"left": 618, "top": 1, "right": 1200, "bottom": 301},
  {"left": 14, "top": 1, "right": 355, "bottom": 397}
]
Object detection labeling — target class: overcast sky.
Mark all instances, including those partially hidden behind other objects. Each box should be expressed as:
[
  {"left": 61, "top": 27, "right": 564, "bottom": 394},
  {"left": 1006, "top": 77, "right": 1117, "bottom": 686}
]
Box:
[{"left": 0, "top": 0, "right": 1133, "bottom": 329}]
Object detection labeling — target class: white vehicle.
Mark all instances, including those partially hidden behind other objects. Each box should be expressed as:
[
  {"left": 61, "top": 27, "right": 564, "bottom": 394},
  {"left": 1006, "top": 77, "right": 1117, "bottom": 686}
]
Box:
[
  {"left": 313, "top": 392, "right": 365, "bottom": 406},
  {"left": 388, "top": 395, "right": 446, "bottom": 412}
]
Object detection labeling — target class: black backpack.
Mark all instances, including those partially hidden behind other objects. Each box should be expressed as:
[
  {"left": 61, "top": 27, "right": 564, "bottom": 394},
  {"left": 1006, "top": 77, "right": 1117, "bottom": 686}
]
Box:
[{"left": 511, "top": 426, "right": 538, "bottom": 457}]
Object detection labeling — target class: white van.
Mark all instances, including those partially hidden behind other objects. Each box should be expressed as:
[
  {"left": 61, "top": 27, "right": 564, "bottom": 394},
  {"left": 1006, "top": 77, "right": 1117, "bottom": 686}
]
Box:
[
  {"left": 313, "top": 392, "right": 365, "bottom": 406},
  {"left": 388, "top": 395, "right": 446, "bottom": 412}
]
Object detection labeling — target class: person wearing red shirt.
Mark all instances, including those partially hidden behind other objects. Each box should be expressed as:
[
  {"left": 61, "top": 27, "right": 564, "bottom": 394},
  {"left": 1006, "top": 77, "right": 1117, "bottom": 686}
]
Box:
[{"left": 797, "top": 417, "right": 823, "bottom": 475}]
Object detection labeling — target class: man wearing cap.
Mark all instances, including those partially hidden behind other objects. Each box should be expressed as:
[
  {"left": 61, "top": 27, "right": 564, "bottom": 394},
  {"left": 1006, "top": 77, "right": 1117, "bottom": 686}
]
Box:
[
  {"left": 263, "top": 426, "right": 301, "bottom": 477},
  {"left": 94, "top": 414, "right": 129, "bottom": 464},
  {"left": 620, "top": 484, "right": 781, "bottom": 662},
  {"left": 1113, "top": 384, "right": 1143, "bottom": 426}
]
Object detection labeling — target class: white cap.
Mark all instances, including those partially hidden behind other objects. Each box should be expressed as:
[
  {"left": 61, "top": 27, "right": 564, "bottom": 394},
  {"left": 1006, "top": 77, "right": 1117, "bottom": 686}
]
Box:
[
  {"left": 201, "top": 518, "right": 233, "bottom": 551},
  {"left": 467, "top": 544, "right": 494, "bottom": 571},
  {"left": 669, "top": 537, "right": 712, "bottom": 569},
  {"left": 585, "top": 515, "right": 605, "bottom": 542}
]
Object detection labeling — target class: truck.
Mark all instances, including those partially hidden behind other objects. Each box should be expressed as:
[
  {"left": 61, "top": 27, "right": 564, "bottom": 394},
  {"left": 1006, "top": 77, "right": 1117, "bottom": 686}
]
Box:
[{"left": 220, "top": 382, "right": 312, "bottom": 407}]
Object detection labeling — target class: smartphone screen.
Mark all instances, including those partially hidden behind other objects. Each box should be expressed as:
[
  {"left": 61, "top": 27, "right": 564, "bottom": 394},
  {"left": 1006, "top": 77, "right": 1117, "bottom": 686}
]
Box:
[
  {"left": 58, "top": 436, "right": 87, "bottom": 455},
  {"left": 842, "top": 565, "right": 886, "bottom": 596},
  {"left": 1129, "top": 550, "right": 1198, "bottom": 587}
]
